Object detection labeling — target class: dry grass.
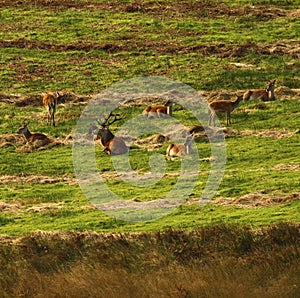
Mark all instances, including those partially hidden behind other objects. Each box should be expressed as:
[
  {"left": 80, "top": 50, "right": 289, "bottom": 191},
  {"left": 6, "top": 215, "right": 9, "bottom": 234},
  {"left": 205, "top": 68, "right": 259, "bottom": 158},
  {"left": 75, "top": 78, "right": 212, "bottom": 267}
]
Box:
[
  {"left": 1, "top": 223, "right": 299, "bottom": 297},
  {"left": 212, "top": 192, "right": 300, "bottom": 208}
]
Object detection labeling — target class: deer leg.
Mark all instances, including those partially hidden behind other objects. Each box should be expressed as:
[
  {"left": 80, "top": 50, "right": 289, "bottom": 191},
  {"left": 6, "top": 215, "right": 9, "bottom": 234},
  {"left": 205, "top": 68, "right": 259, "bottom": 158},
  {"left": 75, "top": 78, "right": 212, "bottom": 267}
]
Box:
[
  {"left": 208, "top": 111, "right": 213, "bottom": 126},
  {"left": 226, "top": 111, "right": 230, "bottom": 126},
  {"left": 52, "top": 112, "right": 55, "bottom": 127},
  {"left": 212, "top": 112, "right": 216, "bottom": 127},
  {"left": 51, "top": 104, "right": 56, "bottom": 127},
  {"left": 47, "top": 107, "right": 51, "bottom": 125},
  {"left": 51, "top": 109, "right": 55, "bottom": 127}
]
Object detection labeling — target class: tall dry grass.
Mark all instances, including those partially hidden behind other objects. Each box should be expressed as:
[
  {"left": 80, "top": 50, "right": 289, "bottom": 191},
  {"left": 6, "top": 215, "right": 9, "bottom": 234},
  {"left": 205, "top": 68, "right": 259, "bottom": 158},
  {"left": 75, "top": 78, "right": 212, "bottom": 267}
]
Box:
[{"left": 1, "top": 223, "right": 299, "bottom": 298}]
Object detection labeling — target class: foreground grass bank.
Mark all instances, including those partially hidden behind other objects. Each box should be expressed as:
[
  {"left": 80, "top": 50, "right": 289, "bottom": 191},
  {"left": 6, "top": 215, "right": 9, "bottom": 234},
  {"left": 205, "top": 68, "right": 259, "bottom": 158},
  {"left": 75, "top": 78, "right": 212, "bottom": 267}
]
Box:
[{"left": 1, "top": 223, "right": 299, "bottom": 297}]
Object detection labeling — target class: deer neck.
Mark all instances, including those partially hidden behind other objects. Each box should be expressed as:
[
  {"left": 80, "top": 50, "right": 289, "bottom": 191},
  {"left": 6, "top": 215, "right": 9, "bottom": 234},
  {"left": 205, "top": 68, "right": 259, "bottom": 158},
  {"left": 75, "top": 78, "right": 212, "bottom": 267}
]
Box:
[
  {"left": 167, "top": 104, "right": 172, "bottom": 116},
  {"left": 232, "top": 97, "right": 242, "bottom": 109},
  {"left": 22, "top": 128, "right": 32, "bottom": 141},
  {"left": 98, "top": 128, "right": 114, "bottom": 146},
  {"left": 268, "top": 87, "right": 275, "bottom": 100},
  {"left": 185, "top": 144, "right": 192, "bottom": 154},
  {"left": 184, "top": 137, "right": 193, "bottom": 154}
]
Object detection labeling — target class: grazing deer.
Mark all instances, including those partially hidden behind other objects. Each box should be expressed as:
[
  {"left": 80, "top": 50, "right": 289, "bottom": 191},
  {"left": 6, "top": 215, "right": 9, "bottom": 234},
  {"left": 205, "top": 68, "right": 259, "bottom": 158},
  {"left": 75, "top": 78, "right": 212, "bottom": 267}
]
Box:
[
  {"left": 166, "top": 134, "right": 194, "bottom": 159},
  {"left": 142, "top": 99, "right": 174, "bottom": 118},
  {"left": 243, "top": 79, "right": 276, "bottom": 101},
  {"left": 208, "top": 95, "right": 243, "bottom": 127},
  {"left": 42, "top": 91, "right": 61, "bottom": 127},
  {"left": 17, "top": 122, "right": 51, "bottom": 145},
  {"left": 89, "top": 112, "right": 128, "bottom": 156}
]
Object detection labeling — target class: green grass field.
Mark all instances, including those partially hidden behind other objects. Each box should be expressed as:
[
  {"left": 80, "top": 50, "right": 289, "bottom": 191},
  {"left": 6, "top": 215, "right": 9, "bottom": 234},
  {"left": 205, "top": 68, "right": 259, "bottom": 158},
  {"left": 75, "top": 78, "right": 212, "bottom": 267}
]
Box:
[{"left": 0, "top": 1, "right": 299, "bottom": 296}]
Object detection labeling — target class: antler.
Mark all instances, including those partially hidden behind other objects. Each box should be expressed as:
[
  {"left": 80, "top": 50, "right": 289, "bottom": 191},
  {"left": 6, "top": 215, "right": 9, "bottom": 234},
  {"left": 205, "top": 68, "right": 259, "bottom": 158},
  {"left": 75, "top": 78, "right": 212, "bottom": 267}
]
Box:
[{"left": 97, "top": 112, "right": 125, "bottom": 127}]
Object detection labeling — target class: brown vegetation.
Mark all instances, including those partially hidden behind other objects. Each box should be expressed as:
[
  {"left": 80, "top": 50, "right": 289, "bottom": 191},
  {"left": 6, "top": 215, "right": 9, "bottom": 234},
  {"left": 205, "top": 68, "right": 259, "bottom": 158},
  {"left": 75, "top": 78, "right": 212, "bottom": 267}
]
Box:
[
  {"left": 0, "top": 223, "right": 299, "bottom": 297},
  {"left": 1, "top": 0, "right": 300, "bottom": 21},
  {"left": 213, "top": 192, "right": 300, "bottom": 208},
  {"left": 1, "top": 38, "right": 299, "bottom": 58},
  {"left": 0, "top": 87, "right": 299, "bottom": 108}
]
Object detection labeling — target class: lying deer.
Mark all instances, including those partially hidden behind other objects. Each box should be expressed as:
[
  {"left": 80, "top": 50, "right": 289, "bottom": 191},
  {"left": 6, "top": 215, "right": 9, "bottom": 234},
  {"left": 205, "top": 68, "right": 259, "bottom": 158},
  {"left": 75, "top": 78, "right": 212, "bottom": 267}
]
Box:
[
  {"left": 208, "top": 95, "right": 243, "bottom": 127},
  {"left": 142, "top": 99, "right": 173, "bottom": 118},
  {"left": 89, "top": 112, "right": 128, "bottom": 156},
  {"left": 17, "top": 122, "right": 51, "bottom": 146},
  {"left": 42, "top": 91, "right": 62, "bottom": 127},
  {"left": 166, "top": 134, "right": 194, "bottom": 159},
  {"left": 243, "top": 79, "right": 276, "bottom": 101}
]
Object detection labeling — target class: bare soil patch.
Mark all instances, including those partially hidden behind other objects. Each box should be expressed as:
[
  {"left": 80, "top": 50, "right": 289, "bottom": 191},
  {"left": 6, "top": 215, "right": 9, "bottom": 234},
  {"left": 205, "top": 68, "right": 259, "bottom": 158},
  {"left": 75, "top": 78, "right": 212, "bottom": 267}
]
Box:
[
  {"left": 1, "top": 38, "right": 299, "bottom": 59},
  {"left": 0, "top": 201, "right": 65, "bottom": 214},
  {"left": 239, "top": 128, "right": 299, "bottom": 139},
  {"left": 0, "top": 201, "right": 21, "bottom": 213},
  {"left": 1, "top": 87, "right": 298, "bottom": 108},
  {"left": 0, "top": 174, "right": 76, "bottom": 185},
  {"left": 204, "top": 87, "right": 300, "bottom": 102},
  {"left": 1, "top": 0, "right": 299, "bottom": 21},
  {"left": 273, "top": 162, "right": 300, "bottom": 171},
  {"left": 133, "top": 134, "right": 169, "bottom": 150},
  {"left": 26, "top": 202, "right": 65, "bottom": 213},
  {"left": 0, "top": 133, "right": 69, "bottom": 152},
  {"left": 0, "top": 92, "right": 91, "bottom": 107},
  {"left": 0, "top": 133, "right": 26, "bottom": 148},
  {"left": 212, "top": 192, "right": 300, "bottom": 208}
]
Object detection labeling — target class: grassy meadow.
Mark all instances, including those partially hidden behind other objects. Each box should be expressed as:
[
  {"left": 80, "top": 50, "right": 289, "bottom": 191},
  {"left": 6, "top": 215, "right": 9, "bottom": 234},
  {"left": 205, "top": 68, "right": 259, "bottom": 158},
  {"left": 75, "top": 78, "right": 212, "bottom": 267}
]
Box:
[{"left": 0, "top": 0, "right": 299, "bottom": 297}]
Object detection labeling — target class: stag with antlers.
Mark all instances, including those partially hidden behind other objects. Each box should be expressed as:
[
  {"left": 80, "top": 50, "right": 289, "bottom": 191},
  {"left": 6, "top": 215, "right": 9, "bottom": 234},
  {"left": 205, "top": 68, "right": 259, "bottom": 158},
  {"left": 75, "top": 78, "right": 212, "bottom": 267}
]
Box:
[{"left": 89, "top": 112, "right": 128, "bottom": 156}]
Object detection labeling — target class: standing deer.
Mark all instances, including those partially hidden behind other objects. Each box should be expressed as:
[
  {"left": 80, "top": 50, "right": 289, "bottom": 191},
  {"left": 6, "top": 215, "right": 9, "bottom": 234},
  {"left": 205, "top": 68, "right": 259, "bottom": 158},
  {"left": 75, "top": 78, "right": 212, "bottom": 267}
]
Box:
[
  {"left": 89, "top": 112, "right": 128, "bottom": 156},
  {"left": 243, "top": 79, "right": 276, "bottom": 101},
  {"left": 142, "top": 99, "right": 174, "bottom": 118},
  {"left": 42, "top": 91, "right": 61, "bottom": 127},
  {"left": 166, "top": 134, "right": 194, "bottom": 159},
  {"left": 208, "top": 95, "right": 243, "bottom": 127},
  {"left": 17, "top": 122, "right": 51, "bottom": 145}
]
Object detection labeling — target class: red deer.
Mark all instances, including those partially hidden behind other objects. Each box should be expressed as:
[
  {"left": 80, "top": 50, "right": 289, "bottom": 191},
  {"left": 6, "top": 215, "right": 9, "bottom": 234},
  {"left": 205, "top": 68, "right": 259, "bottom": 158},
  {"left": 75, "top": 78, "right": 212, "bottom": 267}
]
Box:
[
  {"left": 17, "top": 122, "right": 51, "bottom": 145},
  {"left": 166, "top": 134, "right": 194, "bottom": 159},
  {"left": 89, "top": 112, "right": 128, "bottom": 156},
  {"left": 42, "top": 91, "right": 61, "bottom": 127},
  {"left": 208, "top": 95, "right": 243, "bottom": 127},
  {"left": 243, "top": 79, "right": 276, "bottom": 101},
  {"left": 142, "top": 99, "right": 174, "bottom": 118}
]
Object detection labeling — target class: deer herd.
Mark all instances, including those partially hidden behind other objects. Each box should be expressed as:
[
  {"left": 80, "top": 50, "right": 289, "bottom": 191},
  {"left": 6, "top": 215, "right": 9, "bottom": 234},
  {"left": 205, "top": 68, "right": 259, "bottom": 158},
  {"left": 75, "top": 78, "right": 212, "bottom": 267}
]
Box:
[{"left": 17, "top": 80, "right": 277, "bottom": 158}]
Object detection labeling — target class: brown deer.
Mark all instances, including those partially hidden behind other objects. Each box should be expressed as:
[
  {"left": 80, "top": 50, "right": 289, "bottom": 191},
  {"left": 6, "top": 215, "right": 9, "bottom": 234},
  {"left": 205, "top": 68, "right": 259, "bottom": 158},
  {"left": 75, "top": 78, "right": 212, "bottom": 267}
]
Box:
[
  {"left": 208, "top": 95, "right": 243, "bottom": 127},
  {"left": 166, "top": 134, "right": 194, "bottom": 159},
  {"left": 17, "top": 122, "right": 51, "bottom": 145},
  {"left": 42, "top": 91, "right": 61, "bottom": 127},
  {"left": 243, "top": 79, "right": 276, "bottom": 101},
  {"left": 89, "top": 112, "right": 128, "bottom": 156},
  {"left": 142, "top": 99, "right": 174, "bottom": 118}
]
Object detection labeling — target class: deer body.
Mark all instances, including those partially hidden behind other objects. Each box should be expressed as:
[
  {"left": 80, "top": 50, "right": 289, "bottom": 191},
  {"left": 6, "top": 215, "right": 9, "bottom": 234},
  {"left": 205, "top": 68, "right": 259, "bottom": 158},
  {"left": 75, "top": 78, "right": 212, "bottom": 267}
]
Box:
[
  {"left": 95, "top": 127, "right": 128, "bottom": 156},
  {"left": 166, "top": 135, "right": 193, "bottom": 159},
  {"left": 142, "top": 99, "right": 173, "bottom": 118},
  {"left": 17, "top": 123, "right": 50, "bottom": 145},
  {"left": 89, "top": 113, "right": 128, "bottom": 156},
  {"left": 208, "top": 95, "right": 243, "bottom": 127},
  {"left": 243, "top": 80, "right": 276, "bottom": 101},
  {"left": 42, "top": 91, "right": 61, "bottom": 126}
]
